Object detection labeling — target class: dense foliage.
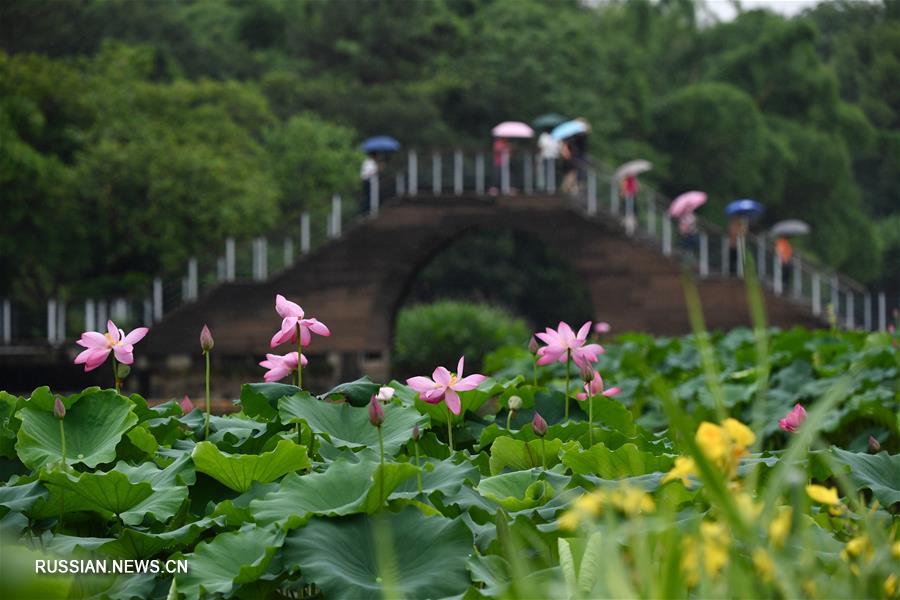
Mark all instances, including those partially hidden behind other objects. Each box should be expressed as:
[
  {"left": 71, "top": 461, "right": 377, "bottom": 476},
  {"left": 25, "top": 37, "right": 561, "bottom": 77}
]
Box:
[
  {"left": 1, "top": 325, "right": 898, "bottom": 599},
  {"left": 1, "top": 0, "right": 899, "bottom": 303}
]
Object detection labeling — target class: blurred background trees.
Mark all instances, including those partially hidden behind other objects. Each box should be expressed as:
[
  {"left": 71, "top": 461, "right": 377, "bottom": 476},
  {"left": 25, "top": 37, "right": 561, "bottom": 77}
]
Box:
[{"left": 1, "top": 0, "right": 898, "bottom": 306}]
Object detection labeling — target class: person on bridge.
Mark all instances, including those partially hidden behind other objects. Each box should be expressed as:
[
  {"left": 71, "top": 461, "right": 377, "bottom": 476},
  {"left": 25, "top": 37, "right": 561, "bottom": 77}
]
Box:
[
  {"left": 360, "top": 152, "right": 379, "bottom": 214},
  {"left": 537, "top": 130, "right": 560, "bottom": 191},
  {"left": 775, "top": 236, "right": 793, "bottom": 285},
  {"left": 491, "top": 137, "right": 511, "bottom": 195}
]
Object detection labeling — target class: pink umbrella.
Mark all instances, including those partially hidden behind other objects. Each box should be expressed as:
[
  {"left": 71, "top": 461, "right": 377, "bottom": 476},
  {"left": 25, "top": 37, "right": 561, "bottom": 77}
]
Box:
[
  {"left": 668, "top": 191, "right": 707, "bottom": 218},
  {"left": 491, "top": 121, "right": 534, "bottom": 139}
]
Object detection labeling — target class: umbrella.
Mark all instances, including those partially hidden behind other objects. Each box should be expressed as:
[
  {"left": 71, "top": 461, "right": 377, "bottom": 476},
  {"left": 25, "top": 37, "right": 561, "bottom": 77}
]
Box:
[
  {"left": 361, "top": 136, "right": 401, "bottom": 153},
  {"left": 551, "top": 119, "right": 589, "bottom": 140},
  {"left": 668, "top": 191, "right": 707, "bottom": 218},
  {"left": 532, "top": 113, "right": 568, "bottom": 130},
  {"left": 615, "top": 159, "right": 653, "bottom": 180},
  {"left": 725, "top": 199, "right": 764, "bottom": 219},
  {"left": 492, "top": 121, "right": 534, "bottom": 139},
  {"left": 771, "top": 219, "right": 810, "bottom": 237}
]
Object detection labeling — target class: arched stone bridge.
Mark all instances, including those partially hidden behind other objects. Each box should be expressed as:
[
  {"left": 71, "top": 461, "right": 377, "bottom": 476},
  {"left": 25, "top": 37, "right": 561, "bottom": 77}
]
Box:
[{"left": 141, "top": 193, "right": 819, "bottom": 398}]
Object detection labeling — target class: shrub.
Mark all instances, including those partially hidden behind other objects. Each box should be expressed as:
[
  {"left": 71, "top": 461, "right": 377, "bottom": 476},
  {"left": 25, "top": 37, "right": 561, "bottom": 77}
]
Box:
[{"left": 392, "top": 301, "right": 529, "bottom": 377}]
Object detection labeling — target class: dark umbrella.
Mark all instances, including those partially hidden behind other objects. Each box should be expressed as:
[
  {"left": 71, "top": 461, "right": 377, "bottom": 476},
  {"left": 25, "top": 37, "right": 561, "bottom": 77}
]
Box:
[
  {"left": 532, "top": 113, "right": 568, "bottom": 130},
  {"left": 361, "top": 136, "right": 401, "bottom": 153}
]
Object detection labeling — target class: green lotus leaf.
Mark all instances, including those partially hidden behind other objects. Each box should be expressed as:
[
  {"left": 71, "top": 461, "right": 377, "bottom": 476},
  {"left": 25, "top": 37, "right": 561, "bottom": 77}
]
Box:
[
  {"left": 250, "top": 459, "right": 418, "bottom": 526},
  {"left": 488, "top": 435, "right": 569, "bottom": 474},
  {"left": 391, "top": 457, "right": 480, "bottom": 498},
  {"left": 0, "top": 479, "right": 48, "bottom": 512},
  {"left": 561, "top": 443, "right": 673, "bottom": 478},
  {"left": 476, "top": 469, "right": 557, "bottom": 512},
  {"left": 278, "top": 393, "right": 424, "bottom": 455},
  {"left": 238, "top": 382, "right": 299, "bottom": 419},
  {"left": 15, "top": 389, "right": 138, "bottom": 470},
  {"left": 175, "top": 524, "right": 285, "bottom": 600},
  {"left": 191, "top": 439, "right": 310, "bottom": 493},
  {"left": 320, "top": 376, "right": 381, "bottom": 407},
  {"left": 282, "top": 506, "right": 472, "bottom": 599},
  {"left": 831, "top": 447, "right": 900, "bottom": 507}
]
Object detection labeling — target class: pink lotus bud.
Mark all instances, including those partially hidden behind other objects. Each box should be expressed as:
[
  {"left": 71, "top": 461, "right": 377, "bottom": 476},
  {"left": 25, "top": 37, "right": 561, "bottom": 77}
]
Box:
[
  {"left": 778, "top": 403, "right": 807, "bottom": 433},
  {"left": 868, "top": 436, "right": 881, "bottom": 453},
  {"left": 53, "top": 397, "right": 66, "bottom": 420},
  {"left": 412, "top": 424, "right": 421, "bottom": 441},
  {"left": 594, "top": 322, "right": 611, "bottom": 334},
  {"left": 376, "top": 386, "right": 395, "bottom": 403},
  {"left": 528, "top": 336, "right": 539, "bottom": 354},
  {"left": 200, "top": 325, "right": 214, "bottom": 353},
  {"left": 508, "top": 395, "right": 523, "bottom": 411},
  {"left": 532, "top": 411, "right": 548, "bottom": 437},
  {"left": 579, "top": 362, "right": 594, "bottom": 383},
  {"left": 180, "top": 395, "right": 194, "bottom": 414},
  {"left": 368, "top": 395, "right": 384, "bottom": 428}
]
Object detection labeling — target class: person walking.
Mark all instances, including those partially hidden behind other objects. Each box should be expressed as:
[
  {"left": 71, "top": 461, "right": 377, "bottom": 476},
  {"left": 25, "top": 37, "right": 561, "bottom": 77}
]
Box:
[
  {"left": 537, "top": 130, "right": 559, "bottom": 191},
  {"left": 491, "top": 137, "right": 511, "bottom": 195},
  {"left": 360, "top": 152, "right": 379, "bottom": 214},
  {"left": 775, "top": 235, "right": 793, "bottom": 285}
]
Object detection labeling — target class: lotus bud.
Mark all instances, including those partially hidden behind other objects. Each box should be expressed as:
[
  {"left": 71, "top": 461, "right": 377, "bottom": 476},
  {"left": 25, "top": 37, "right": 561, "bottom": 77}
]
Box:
[
  {"left": 508, "top": 395, "right": 523, "bottom": 411},
  {"left": 528, "top": 336, "right": 539, "bottom": 354},
  {"left": 375, "top": 386, "right": 395, "bottom": 403},
  {"left": 579, "top": 362, "right": 594, "bottom": 384},
  {"left": 868, "top": 436, "right": 881, "bottom": 453},
  {"left": 180, "top": 395, "right": 194, "bottom": 414},
  {"left": 200, "top": 324, "right": 214, "bottom": 353},
  {"left": 368, "top": 395, "right": 384, "bottom": 428},
  {"left": 532, "top": 411, "right": 548, "bottom": 437},
  {"left": 412, "top": 424, "right": 421, "bottom": 441},
  {"left": 53, "top": 397, "right": 66, "bottom": 420},
  {"left": 594, "top": 321, "right": 611, "bottom": 334}
]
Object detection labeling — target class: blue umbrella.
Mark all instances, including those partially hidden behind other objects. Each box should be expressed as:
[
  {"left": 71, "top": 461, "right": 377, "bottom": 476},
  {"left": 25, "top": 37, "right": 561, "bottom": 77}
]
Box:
[
  {"left": 551, "top": 120, "right": 589, "bottom": 141},
  {"left": 361, "top": 136, "right": 401, "bottom": 153},
  {"left": 726, "top": 199, "right": 764, "bottom": 219}
]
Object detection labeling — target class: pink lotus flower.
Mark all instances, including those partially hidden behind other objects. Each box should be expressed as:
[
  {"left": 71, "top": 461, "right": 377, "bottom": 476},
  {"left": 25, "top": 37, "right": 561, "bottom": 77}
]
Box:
[
  {"left": 594, "top": 322, "right": 611, "bottom": 334},
  {"left": 259, "top": 351, "right": 308, "bottom": 383},
  {"left": 180, "top": 395, "right": 194, "bottom": 414},
  {"left": 74, "top": 320, "right": 148, "bottom": 372},
  {"left": 779, "top": 403, "right": 807, "bottom": 433},
  {"left": 535, "top": 321, "right": 604, "bottom": 369},
  {"left": 406, "top": 356, "right": 487, "bottom": 415},
  {"left": 575, "top": 371, "right": 621, "bottom": 401},
  {"left": 532, "top": 411, "right": 548, "bottom": 437},
  {"left": 270, "top": 294, "right": 330, "bottom": 348},
  {"left": 368, "top": 396, "right": 385, "bottom": 427}
]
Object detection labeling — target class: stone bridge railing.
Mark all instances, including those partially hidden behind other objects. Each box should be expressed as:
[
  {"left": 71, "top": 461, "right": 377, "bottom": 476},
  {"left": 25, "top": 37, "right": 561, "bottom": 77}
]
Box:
[{"left": 1, "top": 148, "right": 896, "bottom": 348}]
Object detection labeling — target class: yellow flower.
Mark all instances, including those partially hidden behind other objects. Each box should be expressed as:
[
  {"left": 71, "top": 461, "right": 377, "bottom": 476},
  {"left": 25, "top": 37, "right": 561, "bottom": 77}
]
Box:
[
  {"left": 722, "top": 418, "right": 755, "bottom": 448},
  {"left": 752, "top": 548, "right": 774, "bottom": 582},
  {"left": 802, "top": 579, "right": 818, "bottom": 598},
  {"left": 892, "top": 540, "right": 900, "bottom": 559},
  {"left": 805, "top": 484, "right": 840, "bottom": 506},
  {"left": 886, "top": 574, "right": 897, "bottom": 598},
  {"left": 662, "top": 456, "right": 696, "bottom": 486},
  {"left": 558, "top": 510, "right": 581, "bottom": 531},
  {"left": 680, "top": 537, "right": 700, "bottom": 588},
  {"left": 734, "top": 492, "right": 762, "bottom": 521},
  {"left": 608, "top": 486, "right": 655, "bottom": 515},
  {"left": 768, "top": 507, "right": 793, "bottom": 548},
  {"left": 699, "top": 521, "right": 730, "bottom": 576},
  {"left": 840, "top": 535, "right": 872, "bottom": 563},
  {"left": 574, "top": 491, "right": 604, "bottom": 516},
  {"left": 696, "top": 422, "right": 730, "bottom": 463}
]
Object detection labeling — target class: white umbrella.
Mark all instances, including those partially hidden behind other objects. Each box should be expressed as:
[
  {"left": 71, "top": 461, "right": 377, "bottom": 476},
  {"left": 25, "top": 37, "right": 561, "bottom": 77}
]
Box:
[
  {"left": 771, "top": 220, "right": 811, "bottom": 237},
  {"left": 615, "top": 159, "right": 652, "bottom": 180}
]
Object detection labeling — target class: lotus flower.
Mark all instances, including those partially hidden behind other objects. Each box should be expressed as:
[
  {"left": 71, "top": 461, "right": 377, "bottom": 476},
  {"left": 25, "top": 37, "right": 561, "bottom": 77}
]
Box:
[
  {"left": 594, "top": 322, "right": 611, "bottom": 334},
  {"left": 53, "top": 397, "right": 66, "bottom": 420},
  {"left": 532, "top": 411, "right": 548, "bottom": 437},
  {"left": 406, "top": 356, "right": 487, "bottom": 415},
  {"left": 375, "top": 386, "right": 395, "bottom": 403},
  {"left": 368, "top": 396, "right": 385, "bottom": 427},
  {"left": 74, "top": 320, "right": 149, "bottom": 372},
  {"left": 535, "top": 321, "right": 604, "bottom": 369},
  {"left": 200, "top": 325, "right": 214, "bottom": 353},
  {"left": 259, "top": 351, "right": 308, "bottom": 383},
  {"left": 180, "top": 395, "right": 194, "bottom": 414},
  {"left": 270, "top": 294, "right": 330, "bottom": 348},
  {"left": 575, "top": 371, "right": 621, "bottom": 401},
  {"left": 778, "top": 403, "right": 806, "bottom": 433}
]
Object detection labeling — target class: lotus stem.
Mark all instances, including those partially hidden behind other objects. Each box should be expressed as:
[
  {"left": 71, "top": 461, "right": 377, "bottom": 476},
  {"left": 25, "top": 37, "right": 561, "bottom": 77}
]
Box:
[
  {"left": 378, "top": 426, "right": 385, "bottom": 507},
  {"left": 112, "top": 360, "right": 120, "bottom": 393},
  {"left": 564, "top": 349, "right": 571, "bottom": 420},
  {"left": 58, "top": 420, "right": 66, "bottom": 468},
  {"left": 588, "top": 395, "right": 594, "bottom": 447},
  {"left": 532, "top": 357, "right": 538, "bottom": 387},
  {"left": 414, "top": 440, "right": 422, "bottom": 494},
  {"left": 541, "top": 438, "right": 546, "bottom": 470},
  {"left": 204, "top": 351, "right": 211, "bottom": 440},
  {"left": 506, "top": 410, "right": 513, "bottom": 431},
  {"left": 296, "top": 323, "right": 303, "bottom": 389},
  {"left": 446, "top": 404, "right": 454, "bottom": 451}
]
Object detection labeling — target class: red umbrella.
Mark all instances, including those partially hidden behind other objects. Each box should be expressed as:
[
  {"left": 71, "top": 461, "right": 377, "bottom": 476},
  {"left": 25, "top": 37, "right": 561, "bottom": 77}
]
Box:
[{"left": 668, "top": 191, "right": 707, "bottom": 218}]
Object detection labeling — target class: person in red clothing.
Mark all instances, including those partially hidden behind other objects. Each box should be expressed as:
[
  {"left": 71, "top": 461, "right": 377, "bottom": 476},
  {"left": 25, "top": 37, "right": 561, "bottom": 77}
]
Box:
[{"left": 490, "top": 137, "right": 511, "bottom": 195}]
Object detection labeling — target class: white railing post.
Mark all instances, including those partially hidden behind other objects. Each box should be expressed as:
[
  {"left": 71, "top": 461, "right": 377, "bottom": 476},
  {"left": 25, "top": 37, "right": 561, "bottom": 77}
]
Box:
[
  {"left": 812, "top": 273, "right": 821, "bottom": 315},
  {"left": 878, "top": 292, "right": 886, "bottom": 331},
  {"left": 736, "top": 236, "right": 745, "bottom": 278},
  {"left": 57, "top": 300, "right": 66, "bottom": 344},
  {"left": 85, "top": 298, "right": 96, "bottom": 332},
  {"left": 331, "top": 194, "right": 342, "bottom": 238},
  {"left": 47, "top": 299, "right": 56, "bottom": 344},
  {"left": 225, "top": 238, "right": 236, "bottom": 282},
  {"left": 153, "top": 278, "right": 163, "bottom": 321},
  {"left": 1, "top": 299, "right": 10, "bottom": 344},
  {"left": 587, "top": 169, "right": 597, "bottom": 215},
  {"left": 501, "top": 151, "right": 510, "bottom": 195},
  {"left": 97, "top": 301, "right": 108, "bottom": 329},
  {"left": 216, "top": 257, "right": 225, "bottom": 281},
  {"left": 143, "top": 297, "right": 152, "bottom": 327},
  {"left": 864, "top": 293, "right": 872, "bottom": 331},
  {"left": 408, "top": 151, "right": 418, "bottom": 195},
  {"left": 647, "top": 196, "right": 656, "bottom": 236},
  {"left": 536, "top": 156, "right": 545, "bottom": 191},
  {"left": 831, "top": 275, "right": 839, "bottom": 314},
  {"left": 699, "top": 232, "right": 709, "bottom": 278},
  {"left": 283, "top": 237, "right": 293, "bottom": 267},
  {"left": 756, "top": 237, "right": 766, "bottom": 282},
  {"left": 187, "top": 257, "right": 198, "bottom": 301},
  {"left": 454, "top": 150, "right": 463, "bottom": 195},
  {"left": 252, "top": 238, "right": 267, "bottom": 280},
  {"left": 721, "top": 237, "right": 730, "bottom": 276},
  {"left": 625, "top": 196, "right": 635, "bottom": 236},
  {"left": 611, "top": 180, "right": 619, "bottom": 214},
  {"left": 846, "top": 292, "right": 855, "bottom": 329},
  {"left": 548, "top": 158, "right": 556, "bottom": 194},
  {"left": 792, "top": 256, "right": 801, "bottom": 298},
  {"left": 369, "top": 174, "right": 379, "bottom": 216},
  {"left": 662, "top": 215, "right": 672, "bottom": 256},
  {"left": 301, "top": 212, "right": 310, "bottom": 254},
  {"left": 432, "top": 152, "right": 441, "bottom": 194},
  {"left": 523, "top": 152, "right": 533, "bottom": 194},
  {"left": 773, "top": 256, "right": 783, "bottom": 296},
  {"left": 476, "top": 153, "right": 485, "bottom": 195}
]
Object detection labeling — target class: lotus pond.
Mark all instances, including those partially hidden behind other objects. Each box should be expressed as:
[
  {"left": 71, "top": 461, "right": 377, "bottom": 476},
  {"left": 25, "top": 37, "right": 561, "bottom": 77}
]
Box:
[{"left": 1, "top": 317, "right": 898, "bottom": 599}]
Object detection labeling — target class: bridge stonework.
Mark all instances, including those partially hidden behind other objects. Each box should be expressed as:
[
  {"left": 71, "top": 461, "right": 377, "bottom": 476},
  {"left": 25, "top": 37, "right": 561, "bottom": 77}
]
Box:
[{"left": 140, "top": 194, "right": 820, "bottom": 398}]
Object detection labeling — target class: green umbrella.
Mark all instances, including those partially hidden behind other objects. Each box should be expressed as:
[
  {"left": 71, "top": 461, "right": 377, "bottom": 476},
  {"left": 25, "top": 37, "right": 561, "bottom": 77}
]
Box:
[{"left": 532, "top": 113, "right": 567, "bottom": 131}]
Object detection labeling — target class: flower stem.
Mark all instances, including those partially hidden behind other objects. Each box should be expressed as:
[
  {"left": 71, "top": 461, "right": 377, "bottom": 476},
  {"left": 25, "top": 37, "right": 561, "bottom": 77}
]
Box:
[
  {"left": 532, "top": 358, "right": 538, "bottom": 387},
  {"left": 378, "top": 426, "right": 385, "bottom": 508},
  {"left": 414, "top": 440, "right": 422, "bottom": 494},
  {"left": 296, "top": 324, "right": 303, "bottom": 389},
  {"left": 58, "top": 419, "right": 66, "bottom": 468},
  {"left": 204, "top": 351, "right": 211, "bottom": 440},
  {"left": 446, "top": 403, "right": 454, "bottom": 451},
  {"left": 541, "top": 438, "right": 546, "bottom": 470},
  {"left": 588, "top": 395, "right": 594, "bottom": 447},
  {"left": 506, "top": 410, "right": 513, "bottom": 431},
  {"left": 564, "top": 349, "right": 571, "bottom": 420},
  {"left": 112, "top": 360, "right": 120, "bottom": 393}
]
